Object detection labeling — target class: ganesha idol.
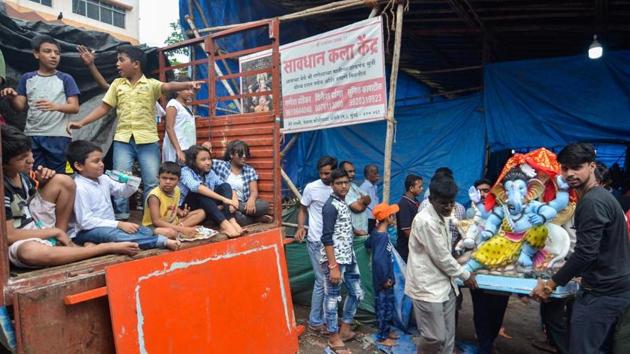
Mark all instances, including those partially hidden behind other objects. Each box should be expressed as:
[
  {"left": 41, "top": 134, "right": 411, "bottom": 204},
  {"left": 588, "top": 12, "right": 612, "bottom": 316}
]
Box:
[{"left": 457, "top": 148, "right": 577, "bottom": 275}]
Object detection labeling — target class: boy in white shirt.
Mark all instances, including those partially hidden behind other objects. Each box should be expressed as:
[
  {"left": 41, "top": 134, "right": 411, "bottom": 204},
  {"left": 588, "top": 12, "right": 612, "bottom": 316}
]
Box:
[
  {"left": 67, "top": 140, "right": 180, "bottom": 250},
  {"left": 2, "top": 125, "right": 139, "bottom": 268}
]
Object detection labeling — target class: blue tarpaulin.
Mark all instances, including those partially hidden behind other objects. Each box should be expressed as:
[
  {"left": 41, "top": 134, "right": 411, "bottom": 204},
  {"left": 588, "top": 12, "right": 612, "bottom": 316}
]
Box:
[
  {"left": 179, "top": 0, "right": 629, "bottom": 200},
  {"left": 484, "top": 51, "right": 630, "bottom": 150},
  {"left": 282, "top": 89, "right": 486, "bottom": 203}
]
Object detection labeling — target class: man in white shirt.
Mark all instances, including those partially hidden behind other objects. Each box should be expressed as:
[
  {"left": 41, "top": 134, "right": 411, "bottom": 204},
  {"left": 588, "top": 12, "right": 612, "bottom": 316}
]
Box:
[
  {"left": 340, "top": 160, "right": 370, "bottom": 236},
  {"left": 360, "top": 163, "right": 380, "bottom": 233},
  {"left": 405, "top": 176, "right": 478, "bottom": 354},
  {"left": 295, "top": 156, "right": 337, "bottom": 333}
]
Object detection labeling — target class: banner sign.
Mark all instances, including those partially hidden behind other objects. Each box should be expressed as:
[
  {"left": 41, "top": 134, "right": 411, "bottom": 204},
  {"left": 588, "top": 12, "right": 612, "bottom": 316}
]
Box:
[
  {"left": 239, "top": 17, "right": 387, "bottom": 133},
  {"left": 280, "top": 17, "right": 387, "bottom": 133}
]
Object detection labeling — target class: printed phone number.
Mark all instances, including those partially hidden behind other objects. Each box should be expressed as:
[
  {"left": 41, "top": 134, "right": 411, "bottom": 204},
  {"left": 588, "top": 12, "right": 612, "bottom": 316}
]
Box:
[{"left": 349, "top": 94, "right": 382, "bottom": 106}]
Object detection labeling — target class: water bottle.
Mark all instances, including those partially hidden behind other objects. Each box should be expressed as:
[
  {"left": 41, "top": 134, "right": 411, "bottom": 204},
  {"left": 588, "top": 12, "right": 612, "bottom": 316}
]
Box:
[{"left": 105, "top": 170, "right": 141, "bottom": 189}]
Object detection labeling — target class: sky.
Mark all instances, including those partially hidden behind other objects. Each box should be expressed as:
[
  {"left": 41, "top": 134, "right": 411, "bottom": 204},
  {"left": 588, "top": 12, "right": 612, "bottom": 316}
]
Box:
[{"left": 138, "top": 0, "right": 180, "bottom": 47}]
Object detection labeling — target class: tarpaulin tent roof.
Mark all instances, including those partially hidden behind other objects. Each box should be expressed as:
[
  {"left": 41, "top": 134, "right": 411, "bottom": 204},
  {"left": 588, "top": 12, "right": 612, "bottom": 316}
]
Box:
[
  {"left": 179, "top": 0, "right": 630, "bottom": 98},
  {"left": 178, "top": 0, "right": 630, "bottom": 201}
]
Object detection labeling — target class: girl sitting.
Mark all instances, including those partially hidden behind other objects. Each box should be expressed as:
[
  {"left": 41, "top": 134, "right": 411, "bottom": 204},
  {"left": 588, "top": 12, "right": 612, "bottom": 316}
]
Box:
[{"left": 179, "top": 145, "right": 243, "bottom": 238}]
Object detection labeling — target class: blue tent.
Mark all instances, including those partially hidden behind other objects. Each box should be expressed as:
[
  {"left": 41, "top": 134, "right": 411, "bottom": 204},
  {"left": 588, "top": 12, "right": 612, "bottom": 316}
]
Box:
[{"left": 178, "top": 1, "right": 630, "bottom": 202}]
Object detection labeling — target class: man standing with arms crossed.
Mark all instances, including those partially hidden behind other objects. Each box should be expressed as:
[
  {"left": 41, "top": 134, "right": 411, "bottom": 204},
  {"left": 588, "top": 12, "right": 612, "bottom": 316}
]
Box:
[{"left": 295, "top": 156, "right": 338, "bottom": 334}]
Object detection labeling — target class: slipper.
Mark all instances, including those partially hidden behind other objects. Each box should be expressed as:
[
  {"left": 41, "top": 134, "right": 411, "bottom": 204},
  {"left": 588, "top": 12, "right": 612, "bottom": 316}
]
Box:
[
  {"left": 340, "top": 331, "right": 357, "bottom": 342},
  {"left": 327, "top": 341, "right": 352, "bottom": 354},
  {"left": 308, "top": 324, "right": 327, "bottom": 334}
]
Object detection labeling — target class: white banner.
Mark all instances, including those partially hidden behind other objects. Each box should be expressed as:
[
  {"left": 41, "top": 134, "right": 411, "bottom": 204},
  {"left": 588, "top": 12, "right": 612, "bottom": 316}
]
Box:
[{"left": 281, "top": 17, "right": 387, "bottom": 133}]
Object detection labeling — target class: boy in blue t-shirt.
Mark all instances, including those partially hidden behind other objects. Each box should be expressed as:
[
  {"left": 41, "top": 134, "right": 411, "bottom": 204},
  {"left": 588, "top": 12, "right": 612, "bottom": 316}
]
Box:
[
  {"left": 0, "top": 35, "right": 80, "bottom": 173},
  {"left": 368, "top": 203, "right": 401, "bottom": 347}
]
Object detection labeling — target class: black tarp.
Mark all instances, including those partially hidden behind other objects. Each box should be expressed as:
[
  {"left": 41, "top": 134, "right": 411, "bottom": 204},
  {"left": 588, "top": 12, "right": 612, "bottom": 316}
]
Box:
[{"left": 0, "top": 3, "right": 163, "bottom": 130}]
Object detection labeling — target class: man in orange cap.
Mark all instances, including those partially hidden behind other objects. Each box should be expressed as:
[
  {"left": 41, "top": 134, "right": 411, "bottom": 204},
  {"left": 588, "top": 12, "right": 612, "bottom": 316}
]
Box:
[{"left": 367, "top": 202, "right": 401, "bottom": 347}]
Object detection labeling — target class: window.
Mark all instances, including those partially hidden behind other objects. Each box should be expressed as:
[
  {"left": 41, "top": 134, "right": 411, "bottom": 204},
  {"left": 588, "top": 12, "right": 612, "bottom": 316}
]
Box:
[
  {"left": 30, "top": 0, "right": 52, "bottom": 6},
  {"left": 72, "top": 0, "right": 126, "bottom": 28}
]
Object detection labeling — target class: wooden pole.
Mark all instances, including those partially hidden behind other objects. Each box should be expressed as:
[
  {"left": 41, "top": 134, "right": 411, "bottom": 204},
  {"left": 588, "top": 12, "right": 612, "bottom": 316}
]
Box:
[
  {"left": 281, "top": 168, "right": 302, "bottom": 200},
  {"left": 280, "top": 134, "right": 300, "bottom": 158},
  {"left": 382, "top": 2, "right": 405, "bottom": 204}
]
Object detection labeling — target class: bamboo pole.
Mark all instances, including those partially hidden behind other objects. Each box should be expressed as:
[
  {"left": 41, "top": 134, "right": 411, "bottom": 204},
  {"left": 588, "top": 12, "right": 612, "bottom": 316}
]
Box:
[
  {"left": 280, "top": 134, "right": 300, "bottom": 158},
  {"left": 281, "top": 168, "right": 302, "bottom": 200},
  {"left": 382, "top": 2, "right": 405, "bottom": 204},
  {"left": 184, "top": 15, "right": 242, "bottom": 111}
]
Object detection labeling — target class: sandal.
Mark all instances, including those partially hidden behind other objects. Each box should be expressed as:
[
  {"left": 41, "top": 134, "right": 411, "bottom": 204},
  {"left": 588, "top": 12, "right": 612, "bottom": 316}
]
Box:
[
  {"left": 340, "top": 331, "right": 357, "bottom": 342},
  {"left": 327, "top": 341, "right": 352, "bottom": 354},
  {"left": 308, "top": 324, "right": 327, "bottom": 334}
]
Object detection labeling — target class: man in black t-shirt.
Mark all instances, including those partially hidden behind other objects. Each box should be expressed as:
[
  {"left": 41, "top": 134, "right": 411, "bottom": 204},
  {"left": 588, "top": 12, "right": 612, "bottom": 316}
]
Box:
[
  {"left": 396, "top": 174, "right": 422, "bottom": 262},
  {"left": 532, "top": 143, "right": 630, "bottom": 354}
]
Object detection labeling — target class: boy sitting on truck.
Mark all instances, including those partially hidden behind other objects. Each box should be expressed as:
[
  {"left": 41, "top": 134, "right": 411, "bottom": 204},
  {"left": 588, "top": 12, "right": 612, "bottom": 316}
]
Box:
[
  {"left": 68, "top": 140, "right": 180, "bottom": 251},
  {"left": 142, "top": 161, "right": 205, "bottom": 239},
  {"left": 2, "top": 125, "right": 139, "bottom": 268}
]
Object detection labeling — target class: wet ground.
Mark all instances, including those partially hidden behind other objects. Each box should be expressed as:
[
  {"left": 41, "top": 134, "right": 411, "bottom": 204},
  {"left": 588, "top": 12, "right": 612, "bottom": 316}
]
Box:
[{"left": 296, "top": 288, "right": 550, "bottom": 354}]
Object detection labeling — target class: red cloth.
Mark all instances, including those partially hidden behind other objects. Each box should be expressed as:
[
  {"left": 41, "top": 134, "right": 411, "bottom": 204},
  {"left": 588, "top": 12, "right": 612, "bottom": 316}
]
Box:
[{"left": 485, "top": 148, "right": 578, "bottom": 211}]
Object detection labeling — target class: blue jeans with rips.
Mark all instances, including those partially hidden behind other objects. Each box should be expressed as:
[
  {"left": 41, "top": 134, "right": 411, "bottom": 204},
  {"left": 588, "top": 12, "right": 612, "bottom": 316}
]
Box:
[
  {"left": 74, "top": 226, "right": 168, "bottom": 250},
  {"left": 322, "top": 261, "right": 364, "bottom": 334},
  {"left": 112, "top": 138, "right": 160, "bottom": 219},
  {"left": 306, "top": 240, "right": 325, "bottom": 327}
]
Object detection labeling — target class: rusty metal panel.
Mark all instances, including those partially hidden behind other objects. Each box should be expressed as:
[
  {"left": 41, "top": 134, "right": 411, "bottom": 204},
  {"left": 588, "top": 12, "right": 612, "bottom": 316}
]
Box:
[
  {"left": 13, "top": 274, "right": 115, "bottom": 354},
  {"left": 106, "top": 228, "right": 298, "bottom": 354}
]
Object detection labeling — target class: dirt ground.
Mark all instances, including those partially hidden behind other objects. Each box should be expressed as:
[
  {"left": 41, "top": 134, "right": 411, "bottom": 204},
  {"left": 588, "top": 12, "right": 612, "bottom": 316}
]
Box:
[{"left": 296, "top": 288, "right": 550, "bottom": 354}]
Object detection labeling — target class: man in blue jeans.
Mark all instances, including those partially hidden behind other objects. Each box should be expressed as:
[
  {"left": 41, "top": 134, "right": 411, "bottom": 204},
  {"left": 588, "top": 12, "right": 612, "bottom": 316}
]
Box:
[
  {"left": 295, "top": 156, "right": 337, "bottom": 334},
  {"left": 533, "top": 143, "right": 630, "bottom": 354}
]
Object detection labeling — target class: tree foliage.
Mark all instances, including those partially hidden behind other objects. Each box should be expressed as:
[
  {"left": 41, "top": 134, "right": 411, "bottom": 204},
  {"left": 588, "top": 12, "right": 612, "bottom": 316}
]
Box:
[{"left": 164, "top": 21, "right": 190, "bottom": 77}]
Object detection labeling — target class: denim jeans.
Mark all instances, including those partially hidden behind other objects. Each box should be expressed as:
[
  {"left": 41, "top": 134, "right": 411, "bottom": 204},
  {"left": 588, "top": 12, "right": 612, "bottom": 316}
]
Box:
[
  {"left": 112, "top": 138, "right": 160, "bottom": 219},
  {"left": 569, "top": 289, "right": 630, "bottom": 354},
  {"left": 74, "top": 226, "right": 168, "bottom": 250},
  {"left": 184, "top": 183, "right": 234, "bottom": 224},
  {"left": 306, "top": 240, "right": 325, "bottom": 327},
  {"left": 376, "top": 287, "right": 395, "bottom": 340},
  {"left": 322, "top": 261, "right": 363, "bottom": 334}
]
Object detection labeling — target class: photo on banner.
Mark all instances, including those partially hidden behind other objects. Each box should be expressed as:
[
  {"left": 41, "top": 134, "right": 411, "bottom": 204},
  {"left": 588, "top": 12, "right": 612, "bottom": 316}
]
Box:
[
  {"left": 239, "top": 53, "right": 274, "bottom": 113},
  {"left": 239, "top": 17, "right": 386, "bottom": 132}
]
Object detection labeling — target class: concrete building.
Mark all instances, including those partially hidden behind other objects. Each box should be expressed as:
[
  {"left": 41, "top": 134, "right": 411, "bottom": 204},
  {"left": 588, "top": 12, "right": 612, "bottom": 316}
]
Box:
[{"left": 3, "top": 0, "right": 140, "bottom": 44}]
